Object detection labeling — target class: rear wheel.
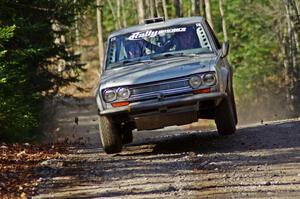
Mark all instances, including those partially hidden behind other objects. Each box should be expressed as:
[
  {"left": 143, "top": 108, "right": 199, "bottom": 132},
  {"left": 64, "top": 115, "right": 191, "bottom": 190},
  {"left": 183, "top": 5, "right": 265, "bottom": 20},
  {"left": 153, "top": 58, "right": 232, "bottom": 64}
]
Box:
[
  {"left": 98, "top": 115, "right": 122, "bottom": 154},
  {"left": 230, "top": 85, "right": 238, "bottom": 125},
  {"left": 228, "top": 68, "right": 238, "bottom": 125},
  {"left": 215, "top": 96, "right": 236, "bottom": 136}
]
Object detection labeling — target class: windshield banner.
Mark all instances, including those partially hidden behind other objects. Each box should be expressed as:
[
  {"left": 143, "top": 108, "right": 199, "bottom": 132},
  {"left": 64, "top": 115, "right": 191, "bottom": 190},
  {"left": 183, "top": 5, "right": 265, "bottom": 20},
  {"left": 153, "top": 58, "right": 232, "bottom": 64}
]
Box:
[{"left": 128, "top": 27, "right": 186, "bottom": 40}]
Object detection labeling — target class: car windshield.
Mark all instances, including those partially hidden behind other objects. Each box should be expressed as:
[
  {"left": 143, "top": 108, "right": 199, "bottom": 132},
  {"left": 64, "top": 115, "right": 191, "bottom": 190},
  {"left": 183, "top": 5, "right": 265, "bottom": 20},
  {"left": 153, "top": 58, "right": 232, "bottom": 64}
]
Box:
[{"left": 105, "top": 23, "right": 213, "bottom": 70}]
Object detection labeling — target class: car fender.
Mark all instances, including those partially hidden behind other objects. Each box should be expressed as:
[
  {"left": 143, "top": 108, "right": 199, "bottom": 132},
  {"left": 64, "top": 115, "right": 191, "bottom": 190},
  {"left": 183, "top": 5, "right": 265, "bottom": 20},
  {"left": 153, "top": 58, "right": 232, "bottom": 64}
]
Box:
[
  {"left": 220, "top": 66, "right": 229, "bottom": 92},
  {"left": 96, "top": 90, "right": 105, "bottom": 113},
  {"left": 214, "top": 56, "right": 229, "bottom": 93}
]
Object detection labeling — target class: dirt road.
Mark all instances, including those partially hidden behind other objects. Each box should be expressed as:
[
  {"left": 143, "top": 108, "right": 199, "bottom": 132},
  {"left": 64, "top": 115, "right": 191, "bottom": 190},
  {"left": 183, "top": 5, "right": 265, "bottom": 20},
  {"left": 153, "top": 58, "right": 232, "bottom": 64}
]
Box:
[{"left": 34, "top": 98, "right": 300, "bottom": 198}]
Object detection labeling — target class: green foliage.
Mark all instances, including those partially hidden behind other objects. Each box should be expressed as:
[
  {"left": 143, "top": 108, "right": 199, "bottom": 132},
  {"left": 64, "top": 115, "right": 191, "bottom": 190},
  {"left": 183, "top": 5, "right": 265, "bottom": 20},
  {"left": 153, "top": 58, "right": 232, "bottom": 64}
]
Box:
[
  {"left": 0, "top": 24, "right": 37, "bottom": 141},
  {"left": 211, "top": 0, "right": 288, "bottom": 121},
  {"left": 0, "top": 0, "right": 92, "bottom": 142}
]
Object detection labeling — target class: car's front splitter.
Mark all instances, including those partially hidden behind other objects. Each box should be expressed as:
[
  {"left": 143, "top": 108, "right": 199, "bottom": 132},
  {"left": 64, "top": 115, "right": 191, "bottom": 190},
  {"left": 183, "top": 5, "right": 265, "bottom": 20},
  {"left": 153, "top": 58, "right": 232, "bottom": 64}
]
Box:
[{"left": 99, "top": 92, "right": 227, "bottom": 116}]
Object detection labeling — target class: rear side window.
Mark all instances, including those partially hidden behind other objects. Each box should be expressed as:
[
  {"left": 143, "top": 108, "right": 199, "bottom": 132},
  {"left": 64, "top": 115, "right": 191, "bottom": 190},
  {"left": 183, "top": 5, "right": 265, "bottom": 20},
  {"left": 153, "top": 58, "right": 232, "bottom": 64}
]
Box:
[{"left": 204, "top": 20, "right": 221, "bottom": 49}]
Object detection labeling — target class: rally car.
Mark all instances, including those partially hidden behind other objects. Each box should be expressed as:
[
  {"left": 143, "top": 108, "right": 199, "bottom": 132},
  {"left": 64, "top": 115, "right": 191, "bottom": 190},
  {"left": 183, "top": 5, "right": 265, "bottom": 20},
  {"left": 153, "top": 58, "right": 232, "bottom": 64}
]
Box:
[{"left": 96, "top": 17, "right": 238, "bottom": 154}]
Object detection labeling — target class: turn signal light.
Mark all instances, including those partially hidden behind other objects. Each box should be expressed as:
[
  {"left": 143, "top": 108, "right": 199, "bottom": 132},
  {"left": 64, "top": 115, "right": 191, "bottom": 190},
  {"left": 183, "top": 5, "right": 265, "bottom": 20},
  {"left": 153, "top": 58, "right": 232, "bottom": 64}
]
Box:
[
  {"left": 193, "top": 88, "right": 210, "bottom": 94},
  {"left": 111, "top": 101, "right": 129, "bottom": 107}
]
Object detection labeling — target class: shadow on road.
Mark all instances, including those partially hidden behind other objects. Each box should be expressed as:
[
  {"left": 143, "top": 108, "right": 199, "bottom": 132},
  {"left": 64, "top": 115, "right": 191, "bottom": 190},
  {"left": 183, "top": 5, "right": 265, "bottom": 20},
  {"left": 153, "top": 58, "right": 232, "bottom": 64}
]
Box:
[
  {"left": 126, "top": 119, "right": 300, "bottom": 153},
  {"left": 47, "top": 96, "right": 300, "bottom": 155}
]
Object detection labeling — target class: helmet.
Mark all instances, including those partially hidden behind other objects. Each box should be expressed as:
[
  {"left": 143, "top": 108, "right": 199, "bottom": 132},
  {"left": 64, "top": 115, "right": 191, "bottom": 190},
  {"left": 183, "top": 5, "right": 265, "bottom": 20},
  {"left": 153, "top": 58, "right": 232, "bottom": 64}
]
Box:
[{"left": 125, "top": 40, "right": 142, "bottom": 59}]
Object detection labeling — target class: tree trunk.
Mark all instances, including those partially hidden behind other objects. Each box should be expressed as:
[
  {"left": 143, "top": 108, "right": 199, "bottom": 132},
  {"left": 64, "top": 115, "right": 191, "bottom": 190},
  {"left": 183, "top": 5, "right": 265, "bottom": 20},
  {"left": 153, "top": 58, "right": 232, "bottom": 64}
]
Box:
[
  {"left": 121, "top": 0, "right": 127, "bottom": 27},
  {"left": 289, "top": 0, "right": 300, "bottom": 52},
  {"left": 194, "top": 0, "right": 200, "bottom": 16},
  {"left": 155, "top": 0, "right": 162, "bottom": 17},
  {"left": 280, "top": 25, "right": 291, "bottom": 111},
  {"left": 107, "top": 0, "right": 119, "bottom": 29},
  {"left": 180, "top": 0, "right": 183, "bottom": 17},
  {"left": 144, "top": 0, "right": 149, "bottom": 18},
  {"left": 174, "top": 0, "right": 181, "bottom": 17},
  {"left": 204, "top": 0, "right": 213, "bottom": 29},
  {"left": 188, "top": 0, "right": 192, "bottom": 16},
  {"left": 282, "top": 0, "right": 299, "bottom": 112},
  {"left": 219, "top": 0, "right": 228, "bottom": 41},
  {"left": 135, "top": 0, "right": 145, "bottom": 24},
  {"left": 296, "top": 0, "right": 300, "bottom": 11},
  {"left": 96, "top": 0, "right": 104, "bottom": 73},
  {"left": 150, "top": 0, "right": 155, "bottom": 18},
  {"left": 162, "top": 0, "right": 168, "bottom": 19},
  {"left": 74, "top": 10, "right": 80, "bottom": 46},
  {"left": 285, "top": 0, "right": 300, "bottom": 112},
  {"left": 116, "top": 0, "right": 122, "bottom": 28},
  {"left": 290, "top": 0, "right": 300, "bottom": 25},
  {"left": 200, "top": 0, "right": 206, "bottom": 18}
]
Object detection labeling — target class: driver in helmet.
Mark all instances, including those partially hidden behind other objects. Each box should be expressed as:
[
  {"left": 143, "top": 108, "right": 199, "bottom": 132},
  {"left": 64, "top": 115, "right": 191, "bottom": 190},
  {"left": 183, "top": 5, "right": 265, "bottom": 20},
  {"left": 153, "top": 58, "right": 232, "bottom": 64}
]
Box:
[
  {"left": 174, "top": 27, "right": 200, "bottom": 50},
  {"left": 163, "top": 27, "right": 201, "bottom": 51},
  {"left": 125, "top": 41, "right": 143, "bottom": 59}
]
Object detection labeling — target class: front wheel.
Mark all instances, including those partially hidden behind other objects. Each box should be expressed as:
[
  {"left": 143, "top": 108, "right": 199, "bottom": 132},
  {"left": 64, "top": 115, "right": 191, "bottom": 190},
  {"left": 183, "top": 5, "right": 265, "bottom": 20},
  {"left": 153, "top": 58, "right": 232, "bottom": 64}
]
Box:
[
  {"left": 215, "top": 97, "right": 236, "bottom": 136},
  {"left": 98, "top": 115, "right": 122, "bottom": 154}
]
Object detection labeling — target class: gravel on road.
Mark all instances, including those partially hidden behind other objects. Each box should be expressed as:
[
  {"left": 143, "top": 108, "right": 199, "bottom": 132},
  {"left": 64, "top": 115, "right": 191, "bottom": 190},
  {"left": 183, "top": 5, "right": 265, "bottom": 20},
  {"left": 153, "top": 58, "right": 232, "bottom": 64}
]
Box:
[{"left": 34, "top": 98, "right": 300, "bottom": 198}]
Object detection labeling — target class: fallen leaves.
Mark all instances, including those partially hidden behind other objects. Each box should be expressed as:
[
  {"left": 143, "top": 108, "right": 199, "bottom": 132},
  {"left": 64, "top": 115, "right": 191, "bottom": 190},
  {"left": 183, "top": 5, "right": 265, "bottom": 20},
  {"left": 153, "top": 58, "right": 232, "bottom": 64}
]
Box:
[{"left": 0, "top": 143, "right": 68, "bottom": 198}]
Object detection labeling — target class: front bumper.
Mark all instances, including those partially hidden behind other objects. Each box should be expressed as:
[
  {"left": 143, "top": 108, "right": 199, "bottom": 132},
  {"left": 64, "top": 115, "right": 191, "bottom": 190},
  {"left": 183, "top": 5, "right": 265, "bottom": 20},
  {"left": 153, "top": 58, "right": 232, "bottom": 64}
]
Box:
[{"left": 99, "top": 92, "right": 227, "bottom": 116}]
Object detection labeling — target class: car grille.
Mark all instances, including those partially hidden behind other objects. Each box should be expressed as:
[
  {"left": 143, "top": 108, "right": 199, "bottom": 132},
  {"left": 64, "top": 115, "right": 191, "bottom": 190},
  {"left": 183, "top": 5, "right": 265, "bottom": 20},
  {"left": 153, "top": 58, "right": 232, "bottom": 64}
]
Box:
[{"left": 129, "top": 77, "right": 192, "bottom": 101}]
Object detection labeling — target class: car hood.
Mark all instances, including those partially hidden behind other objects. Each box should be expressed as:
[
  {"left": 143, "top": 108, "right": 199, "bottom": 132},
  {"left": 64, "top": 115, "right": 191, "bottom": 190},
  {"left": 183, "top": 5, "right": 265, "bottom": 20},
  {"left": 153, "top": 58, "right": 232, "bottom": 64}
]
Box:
[{"left": 100, "top": 54, "right": 218, "bottom": 89}]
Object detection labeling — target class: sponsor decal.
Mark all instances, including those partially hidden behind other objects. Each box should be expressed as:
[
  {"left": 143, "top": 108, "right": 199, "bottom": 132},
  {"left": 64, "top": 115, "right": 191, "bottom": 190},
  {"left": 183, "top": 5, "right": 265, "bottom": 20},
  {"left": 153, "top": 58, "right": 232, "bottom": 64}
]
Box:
[{"left": 128, "top": 27, "right": 186, "bottom": 40}]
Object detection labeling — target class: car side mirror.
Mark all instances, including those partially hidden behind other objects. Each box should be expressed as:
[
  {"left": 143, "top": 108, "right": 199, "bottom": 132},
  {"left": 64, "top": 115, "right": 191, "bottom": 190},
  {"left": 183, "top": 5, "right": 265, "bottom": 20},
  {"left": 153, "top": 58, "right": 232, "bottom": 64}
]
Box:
[{"left": 221, "top": 42, "right": 229, "bottom": 58}]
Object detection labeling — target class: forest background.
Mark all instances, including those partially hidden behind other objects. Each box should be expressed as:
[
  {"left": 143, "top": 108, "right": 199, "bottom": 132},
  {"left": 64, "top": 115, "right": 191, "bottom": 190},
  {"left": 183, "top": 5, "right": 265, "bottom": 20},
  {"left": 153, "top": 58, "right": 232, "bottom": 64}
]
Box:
[{"left": 0, "top": 0, "right": 299, "bottom": 142}]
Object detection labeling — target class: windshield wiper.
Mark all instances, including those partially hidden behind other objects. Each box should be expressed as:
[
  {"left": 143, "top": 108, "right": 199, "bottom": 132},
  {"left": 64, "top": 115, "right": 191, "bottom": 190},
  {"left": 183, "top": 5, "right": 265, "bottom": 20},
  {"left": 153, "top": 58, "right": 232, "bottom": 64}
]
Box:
[
  {"left": 150, "top": 52, "right": 206, "bottom": 60},
  {"left": 150, "top": 52, "right": 185, "bottom": 60},
  {"left": 109, "top": 58, "right": 152, "bottom": 69}
]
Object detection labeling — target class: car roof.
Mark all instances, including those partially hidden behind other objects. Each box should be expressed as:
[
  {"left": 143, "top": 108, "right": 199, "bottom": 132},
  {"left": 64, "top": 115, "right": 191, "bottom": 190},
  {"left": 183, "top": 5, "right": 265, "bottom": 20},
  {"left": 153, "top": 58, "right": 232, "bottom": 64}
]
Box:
[{"left": 108, "top": 17, "right": 205, "bottom": 38}]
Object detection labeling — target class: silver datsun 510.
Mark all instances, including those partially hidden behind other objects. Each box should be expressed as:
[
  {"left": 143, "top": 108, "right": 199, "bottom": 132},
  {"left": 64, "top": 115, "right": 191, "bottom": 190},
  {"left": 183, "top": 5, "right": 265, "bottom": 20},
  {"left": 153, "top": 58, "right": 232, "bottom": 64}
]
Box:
[{"left": 96, "top": 17, "right": 238, "bottom": 154}]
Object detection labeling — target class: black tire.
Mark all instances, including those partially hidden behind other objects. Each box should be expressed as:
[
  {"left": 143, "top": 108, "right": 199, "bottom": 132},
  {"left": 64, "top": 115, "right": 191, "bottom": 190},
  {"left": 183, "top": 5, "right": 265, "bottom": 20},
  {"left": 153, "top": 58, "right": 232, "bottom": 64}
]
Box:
[
  {"left": 98, "top": 115, "right": 122, "bottom": 154},
  {"left": 215, "top": 96, "right": 236, "bottom": 136},
  {"left": 228, "top": 67, "right": 238, "bottom": 125},
  {"left": 230, "top": 88, "right": 238, "bottom": 125},
  {"left": 121, "top": 123, "right": 134, "bottom": 144},
  {"left": 122, "top": 129, "right": 133, "bottom": 144}
]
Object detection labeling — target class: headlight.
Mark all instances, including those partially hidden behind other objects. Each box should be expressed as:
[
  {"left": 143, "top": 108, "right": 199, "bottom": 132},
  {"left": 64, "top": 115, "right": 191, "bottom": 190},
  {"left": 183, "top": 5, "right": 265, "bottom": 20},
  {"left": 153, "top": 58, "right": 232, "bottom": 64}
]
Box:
[
  {"left": 117, "top": 87, "right": 130, "bottom": 99},
  {"left": 203, "top": 73, "right": 216, "bottom": 86},
  {"left": 189, "top": 75, "right": 202, "bottom": 88},
  {"left": 103, "top": 89, "right": 117, "bottom": 102}
]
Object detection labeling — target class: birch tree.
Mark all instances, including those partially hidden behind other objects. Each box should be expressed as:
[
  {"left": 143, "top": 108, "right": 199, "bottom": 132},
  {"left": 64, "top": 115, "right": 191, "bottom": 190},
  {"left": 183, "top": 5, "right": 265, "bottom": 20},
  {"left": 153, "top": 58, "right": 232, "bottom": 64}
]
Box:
[
  {"left": 219, "top": 0, "right": 228, "bottom": 41},
  {"left": 74, "top": 0, "right": 80, "bottom": 46},
  {"left": 155, "top": 0, "right": 162, "bottom": 17},
  {"left": 107, "top": 0, "right": 120, "bottom": 29},
  {"left": 162, "top": 0, "right": 168, "bottom": 19},
  {"left": 150, "top": 0, "right": 155, "bottom": 18},
  {"left": 283, "top": 0, "right": 299, "bottom": 111},
  {"left": 204, "top": 0, "right": 213, "bottom": 29},
  {"left": 135, "top": 0, "right": 145, "bottom": 24},
  {"left": 174, "top": 0, "right": 182, "bottom": 17},
  {"left": 200, "top": 0, "right": 206, "bottom": 18},
  {"left": 188, "top": 0, "right": 193, "bottom": 16},
  {"left": 96, "top": 0, "right": 104, "bottom": 72},
  {"left": 194, "top": 0, "right": 200, "bottom": 16},
  {"left": 116, "top": 0, "right": 122, "bottom": 28},
  {"left": 121, "top": 0, "right": 127, "bottom": 27}
]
